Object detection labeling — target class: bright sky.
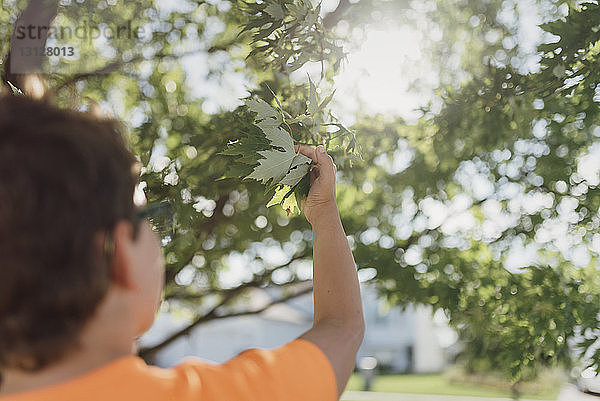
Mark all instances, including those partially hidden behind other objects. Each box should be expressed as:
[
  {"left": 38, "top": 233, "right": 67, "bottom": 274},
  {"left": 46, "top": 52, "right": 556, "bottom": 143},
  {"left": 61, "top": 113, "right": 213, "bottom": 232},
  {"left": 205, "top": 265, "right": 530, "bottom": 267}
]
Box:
[
  {"left": 331, "top": 26, "right": 435, "bottom": 123},
  {"left": 315, "top": 0, "right": 430, "bottom": 120}
]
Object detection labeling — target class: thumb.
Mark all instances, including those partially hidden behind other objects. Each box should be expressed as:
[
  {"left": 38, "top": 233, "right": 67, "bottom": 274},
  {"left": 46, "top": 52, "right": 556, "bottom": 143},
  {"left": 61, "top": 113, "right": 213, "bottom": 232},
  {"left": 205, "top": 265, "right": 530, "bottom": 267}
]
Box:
[{"left": 314, "top": 145, "right": 336, "bottom": 187}]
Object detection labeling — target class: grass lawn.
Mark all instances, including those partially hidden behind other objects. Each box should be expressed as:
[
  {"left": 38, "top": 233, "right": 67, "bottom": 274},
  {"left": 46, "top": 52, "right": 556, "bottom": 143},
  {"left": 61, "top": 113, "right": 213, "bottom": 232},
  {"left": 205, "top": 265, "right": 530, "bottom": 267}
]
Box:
[{"left": 344, "top": 373, "right": 562, "bottom": 400}]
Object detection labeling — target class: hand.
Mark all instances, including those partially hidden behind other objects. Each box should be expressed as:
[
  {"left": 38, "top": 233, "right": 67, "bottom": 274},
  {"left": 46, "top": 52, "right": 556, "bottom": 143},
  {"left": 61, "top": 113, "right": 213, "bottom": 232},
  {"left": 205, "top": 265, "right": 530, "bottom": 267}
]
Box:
[{"left": 294, "top": 144, "right": 338, "bottom": 224}]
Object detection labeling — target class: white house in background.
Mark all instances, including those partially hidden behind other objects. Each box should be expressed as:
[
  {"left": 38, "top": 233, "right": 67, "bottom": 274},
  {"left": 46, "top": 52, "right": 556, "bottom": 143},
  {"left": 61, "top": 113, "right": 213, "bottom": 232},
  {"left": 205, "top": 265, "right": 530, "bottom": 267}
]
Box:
[{"left": 140, "top": 282, "right": 456, "bottom": 373}]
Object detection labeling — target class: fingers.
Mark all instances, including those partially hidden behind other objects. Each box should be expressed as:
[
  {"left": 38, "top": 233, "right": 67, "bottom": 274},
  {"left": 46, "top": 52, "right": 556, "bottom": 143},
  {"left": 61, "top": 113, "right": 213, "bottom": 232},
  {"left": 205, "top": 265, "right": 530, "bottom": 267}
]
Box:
[
  {"left": 294, "top": 144, "right": 335, "bottom": 168},
  {"left": 295, "top": 144, "right": 318, "bottom": 164},
  {"left": 317, "top": 149, "right": 336, "bottom": 189},
  {"left": 294, "top": 144, "right": 336, "bottom": 189}
]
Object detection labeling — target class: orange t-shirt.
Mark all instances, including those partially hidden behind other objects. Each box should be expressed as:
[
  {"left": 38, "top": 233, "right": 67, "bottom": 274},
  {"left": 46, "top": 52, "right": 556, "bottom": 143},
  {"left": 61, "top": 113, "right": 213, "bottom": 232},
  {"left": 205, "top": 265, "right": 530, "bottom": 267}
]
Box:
[{"left": 0, "top": 339, "right": 338, "bottom": 401}]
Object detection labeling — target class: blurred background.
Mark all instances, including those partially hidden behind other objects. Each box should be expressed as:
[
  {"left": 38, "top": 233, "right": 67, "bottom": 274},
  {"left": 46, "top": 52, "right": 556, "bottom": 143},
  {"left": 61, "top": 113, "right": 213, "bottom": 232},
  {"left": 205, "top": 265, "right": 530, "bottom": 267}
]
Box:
[{"left": 2, "top": 0, "right": 600, "bottom": 399}]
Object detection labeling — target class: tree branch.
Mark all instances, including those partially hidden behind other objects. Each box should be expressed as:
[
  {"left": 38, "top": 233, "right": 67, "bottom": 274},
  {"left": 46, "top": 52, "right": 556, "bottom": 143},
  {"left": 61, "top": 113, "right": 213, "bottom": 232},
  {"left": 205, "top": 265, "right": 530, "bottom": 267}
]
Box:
[
  {"left": 138, "top": 281, "right": 313, "bottom": 360},
  {"left": 165, "top": 250, "right": 310, "bottom": 301},
  {"left": 322, "top": 0, "right": 352, "bottom": 29},
  {"left": 2, "top": 0, "right": 59, "bottom": 96},
  {"left": 163, "top": 194, "right": 230, "bottom": 285},
  {"left": 51, "top": 48, "right": 208, "bottom": 94}
]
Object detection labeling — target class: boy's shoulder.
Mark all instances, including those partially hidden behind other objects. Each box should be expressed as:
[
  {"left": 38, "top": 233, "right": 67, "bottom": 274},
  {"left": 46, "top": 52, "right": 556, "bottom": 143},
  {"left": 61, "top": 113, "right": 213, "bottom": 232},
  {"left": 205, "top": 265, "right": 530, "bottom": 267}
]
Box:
[{"left": 0, "top": 339, "right": 337, "bottom": 401}]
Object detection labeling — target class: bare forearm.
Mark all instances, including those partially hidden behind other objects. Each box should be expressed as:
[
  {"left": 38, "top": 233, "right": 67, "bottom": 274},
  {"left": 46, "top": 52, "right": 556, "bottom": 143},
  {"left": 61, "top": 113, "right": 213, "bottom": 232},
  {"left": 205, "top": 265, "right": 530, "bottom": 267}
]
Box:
[
  {"left": 294, "top": 145, "right": 364, "bottom": 397},
  {"left": 311, "top": 205, "right": 364, "bottom": 329}
]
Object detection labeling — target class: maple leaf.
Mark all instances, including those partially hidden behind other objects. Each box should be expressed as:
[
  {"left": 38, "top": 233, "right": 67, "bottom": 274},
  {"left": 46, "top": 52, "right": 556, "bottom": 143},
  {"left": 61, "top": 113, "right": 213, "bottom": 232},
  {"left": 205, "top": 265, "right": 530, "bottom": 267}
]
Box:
[
  {"left": 263, "top": 1, "right": 285, "bottom": 20},
  {"left": 223, "top": 79, "right": 357, "bottom": 214},
  {"left": 267, "top": 184, "right": 304, "bottom": 215},
  {"left": 256, "top": 121, "right": 291, "bottom": 149},
  {"left": 245, "top": 147, "right": 298, "bottom": 184},
  {"left": 243, "top": 99, "right": 311, "bottom": 188},
  {"left": 245, "top": 99, "right": 282, "bottom": 126},
  {"left": 279, "top": 155, "right": 311, "bottom": 186}
]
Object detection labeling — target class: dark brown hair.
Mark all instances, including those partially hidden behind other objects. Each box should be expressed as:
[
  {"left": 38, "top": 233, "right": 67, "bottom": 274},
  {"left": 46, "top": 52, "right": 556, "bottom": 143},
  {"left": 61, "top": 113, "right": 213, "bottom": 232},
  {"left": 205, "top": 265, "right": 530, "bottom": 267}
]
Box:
[{"left": 0, "top": 94, "right": 139, "bottom": 371}]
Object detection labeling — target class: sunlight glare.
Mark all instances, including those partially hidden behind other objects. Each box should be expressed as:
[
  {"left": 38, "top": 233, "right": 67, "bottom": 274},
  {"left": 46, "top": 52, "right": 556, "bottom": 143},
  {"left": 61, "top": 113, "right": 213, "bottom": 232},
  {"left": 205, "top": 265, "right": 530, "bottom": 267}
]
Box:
[{"left": 334, "top": 26, "right": 436, "bottom": 123}]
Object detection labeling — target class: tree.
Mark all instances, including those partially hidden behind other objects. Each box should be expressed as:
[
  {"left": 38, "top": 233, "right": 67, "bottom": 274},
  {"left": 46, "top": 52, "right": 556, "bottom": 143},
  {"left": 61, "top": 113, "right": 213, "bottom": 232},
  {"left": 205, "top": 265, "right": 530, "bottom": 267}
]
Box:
[
  {"left": 2, "top": 0, "right": 600, "bottom": 394},
  {"left": 1, "top": 0, "right": 358, "bottom": 362},
  {"left": 344, "top": 1, "right": 600, "bottom": 393}
]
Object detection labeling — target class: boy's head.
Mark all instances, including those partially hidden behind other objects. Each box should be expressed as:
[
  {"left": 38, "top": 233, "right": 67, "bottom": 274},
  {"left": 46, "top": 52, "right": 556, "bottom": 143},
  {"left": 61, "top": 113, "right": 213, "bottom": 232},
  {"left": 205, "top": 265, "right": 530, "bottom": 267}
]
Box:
[{"left": 0, "top": 94, "right": 165, "bottom": 372}]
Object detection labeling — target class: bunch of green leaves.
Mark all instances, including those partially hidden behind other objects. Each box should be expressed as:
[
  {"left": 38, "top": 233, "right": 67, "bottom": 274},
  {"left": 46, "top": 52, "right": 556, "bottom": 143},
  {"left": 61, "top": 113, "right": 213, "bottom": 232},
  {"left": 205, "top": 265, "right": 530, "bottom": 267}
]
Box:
[
  {"left": 222, "top": 78, "right": 358, "bottom": 215},
  {"left": 536, "top": 2, "right": 600, "bottom": 98},
  {"left": 239, "top": 0, "right": 345, "bottom": 74},
  {"left": 354, "top": 1, "right": 600, "bottom": 384}
]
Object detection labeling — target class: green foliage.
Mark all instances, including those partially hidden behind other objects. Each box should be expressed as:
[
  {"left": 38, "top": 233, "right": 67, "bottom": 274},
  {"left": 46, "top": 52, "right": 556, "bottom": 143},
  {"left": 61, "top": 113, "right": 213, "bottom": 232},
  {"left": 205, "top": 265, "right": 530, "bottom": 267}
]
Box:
[
  {"left": 222, "top": 77, "right": 357, "bottom": 215},
  {"left": 3, "top": 0, "right": 600, "bottom": 387},
  {"left": 240, "top": 99, "right": 312, "bottom": 190},
  {"left": 240, "top": 0, "right": 345, "bottom": 74},
  {"left": 349, "top": 1, "right": 600, "bottom": 383},
  {"left": 537, "top": 2, "right": 600, "bottom": 98}
]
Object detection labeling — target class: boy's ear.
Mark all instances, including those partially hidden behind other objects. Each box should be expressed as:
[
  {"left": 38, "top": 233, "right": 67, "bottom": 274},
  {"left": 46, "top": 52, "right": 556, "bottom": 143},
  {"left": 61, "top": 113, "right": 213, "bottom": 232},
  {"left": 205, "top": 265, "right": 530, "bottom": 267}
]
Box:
[{"left": 110, "top": 220, "right": 137, "bottom": 290}]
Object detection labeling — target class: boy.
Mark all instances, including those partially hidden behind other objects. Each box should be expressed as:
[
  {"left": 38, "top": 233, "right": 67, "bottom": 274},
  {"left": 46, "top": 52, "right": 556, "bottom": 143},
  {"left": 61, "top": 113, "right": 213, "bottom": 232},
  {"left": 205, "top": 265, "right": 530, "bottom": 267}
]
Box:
[{"left": 0, "top": 94, "right": 365, "bottom": 400}]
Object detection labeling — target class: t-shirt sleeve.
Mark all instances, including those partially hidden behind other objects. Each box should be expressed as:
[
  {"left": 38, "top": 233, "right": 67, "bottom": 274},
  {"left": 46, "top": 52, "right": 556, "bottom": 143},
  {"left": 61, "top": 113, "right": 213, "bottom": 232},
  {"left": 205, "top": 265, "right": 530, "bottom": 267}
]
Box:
[{"left": 173, "top": 338, "right": 338, "bottom": 401}]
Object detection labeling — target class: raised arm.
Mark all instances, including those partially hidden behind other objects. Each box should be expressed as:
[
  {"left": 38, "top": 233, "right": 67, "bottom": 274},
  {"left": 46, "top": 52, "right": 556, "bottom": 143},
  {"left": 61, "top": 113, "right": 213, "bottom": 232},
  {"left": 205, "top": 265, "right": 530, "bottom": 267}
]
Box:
[{"left": 295, "top": 144, "right": 365, "bottom": 398}]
